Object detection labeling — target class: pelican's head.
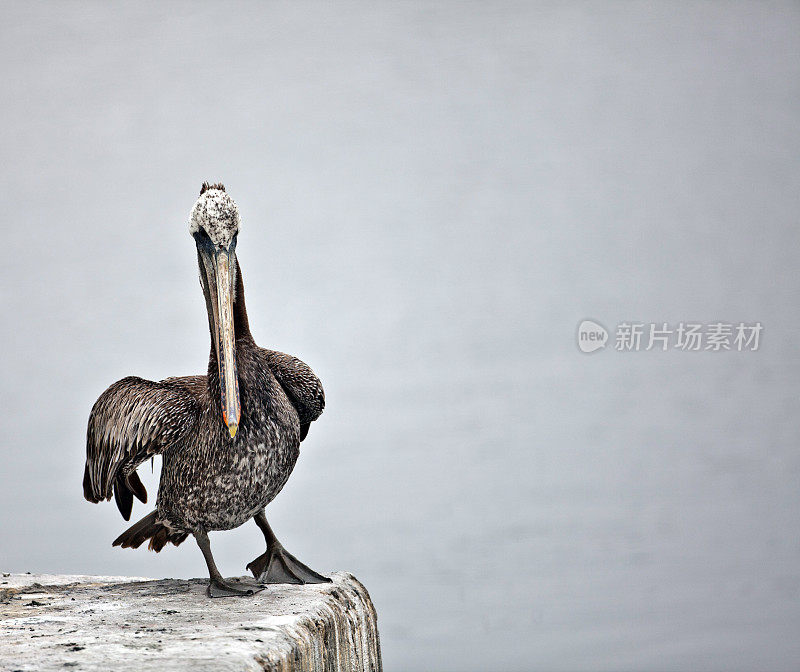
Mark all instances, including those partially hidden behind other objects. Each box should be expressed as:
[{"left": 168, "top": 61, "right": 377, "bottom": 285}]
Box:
[
  {"left": 189, "top": 182, "right": 241, "bottom": 248},
  {"left": 190, "top": 182, "right": 241, "bottom": 438}
]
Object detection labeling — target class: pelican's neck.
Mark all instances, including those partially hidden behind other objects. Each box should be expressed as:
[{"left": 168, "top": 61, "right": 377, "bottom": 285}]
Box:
[{"left": 231, "top": 258, "right": 253, "bottom": 345}]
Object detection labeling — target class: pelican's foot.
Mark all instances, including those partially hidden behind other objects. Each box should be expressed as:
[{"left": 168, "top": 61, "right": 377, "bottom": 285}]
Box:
[
  {"left": 207, "top": 577, "right": 264, "bottom": 598},
  {"left": 246, "top": 544, "right": 331, "bottom": 584}
]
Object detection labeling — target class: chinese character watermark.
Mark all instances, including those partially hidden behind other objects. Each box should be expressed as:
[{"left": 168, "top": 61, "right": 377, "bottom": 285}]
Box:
[{"left": 577, "top": 320, "right": 762, "bottom": 353}]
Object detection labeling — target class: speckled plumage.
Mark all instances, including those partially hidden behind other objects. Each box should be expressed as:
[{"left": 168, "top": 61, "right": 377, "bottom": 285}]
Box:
[
  {"left": 188, "top": 184, "right": 242, "bottom": 248},
  {"left": 83, "top": 186, "right": 325, "bottom": 572},
  {"left": 157, "top": 343, "right": 316, "bottom": 532}
]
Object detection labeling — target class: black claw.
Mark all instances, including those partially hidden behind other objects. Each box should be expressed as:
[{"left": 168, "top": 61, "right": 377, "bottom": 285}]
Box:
[
  {"left": 247, "top": 546, "right": 330, "bottom": 584},
  {"left": 207, "top": 578, "right": 263, "bottom": 598}
]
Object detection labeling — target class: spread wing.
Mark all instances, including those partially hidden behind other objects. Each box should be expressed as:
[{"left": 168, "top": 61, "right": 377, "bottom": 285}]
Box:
[
  {"left": 83, "top": 375, "right": 203, "bottom": 520},
  {"left": 261, "top": 349, "right": 325, "bottom": 441}
]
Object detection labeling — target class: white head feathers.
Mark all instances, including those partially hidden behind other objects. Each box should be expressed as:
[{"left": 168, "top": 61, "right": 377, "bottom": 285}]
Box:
[{"left": 189, "top": 185, "right": 240, "bottom": 248}]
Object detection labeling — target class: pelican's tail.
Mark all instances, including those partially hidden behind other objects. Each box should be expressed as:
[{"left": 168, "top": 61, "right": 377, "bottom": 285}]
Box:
[{"left": 112, "top": 510, "right": 189, "bottom": 552}]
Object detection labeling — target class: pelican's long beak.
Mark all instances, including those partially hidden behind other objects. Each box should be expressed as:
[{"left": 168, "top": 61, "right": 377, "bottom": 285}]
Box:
[{"left": 199, "top": 242, "right": 241, "bottom": 438}]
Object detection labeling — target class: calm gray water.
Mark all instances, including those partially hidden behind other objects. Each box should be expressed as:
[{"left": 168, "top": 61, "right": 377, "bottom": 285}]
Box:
[{"left": 2, "top": 3, "right": 799, "bottom": 670}]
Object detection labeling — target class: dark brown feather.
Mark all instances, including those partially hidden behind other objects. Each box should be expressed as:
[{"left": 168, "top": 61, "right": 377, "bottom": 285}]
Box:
[
  {"left": 126, "top": 471, "right": 147, "bottom": 504},
  {"left": 260, "top": 349, "right": 325, "bottom": 426},
  {"left": 83, "top": 376, "right": 201, "bottom": 512},
  {"left": 82, "top": 464, "right": 98, "bottom": 503},
  {"left": 112, "top": 510, "right": 188, "bottom": 552},
  {"left": 113, "top": 477, "right": 133, "bottom": 520},
  {"left": 200, "top": 181, "right": 225, "bottom": 195}
]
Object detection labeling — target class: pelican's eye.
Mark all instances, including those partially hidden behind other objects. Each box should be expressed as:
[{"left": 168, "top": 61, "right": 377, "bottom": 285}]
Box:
[{"left": 193, "top": 227, "right": 213, "bottom": 248}]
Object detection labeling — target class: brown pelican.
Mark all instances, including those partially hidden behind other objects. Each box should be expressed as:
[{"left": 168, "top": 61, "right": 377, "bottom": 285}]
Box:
[{"left": 83, "top": 183, "right": 330, "bottom": 597}]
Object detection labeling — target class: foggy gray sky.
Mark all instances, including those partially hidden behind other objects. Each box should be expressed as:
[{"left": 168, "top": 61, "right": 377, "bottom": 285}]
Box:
[{"left": 1, "top": 3, "right": 799, "bottom": 671}]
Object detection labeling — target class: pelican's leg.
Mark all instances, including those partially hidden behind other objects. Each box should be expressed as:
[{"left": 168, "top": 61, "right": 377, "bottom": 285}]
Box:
[
  {"left": 246, "top": 511, "right": 331, "bottom": 584},
  {"left": 194, "top": 530, "right": 261, "bottom": 598}
]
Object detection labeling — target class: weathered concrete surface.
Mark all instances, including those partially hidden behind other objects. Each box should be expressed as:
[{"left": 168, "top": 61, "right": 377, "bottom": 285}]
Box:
[{"left": 0, "top": 572, "right": 381, "bottom": 672}]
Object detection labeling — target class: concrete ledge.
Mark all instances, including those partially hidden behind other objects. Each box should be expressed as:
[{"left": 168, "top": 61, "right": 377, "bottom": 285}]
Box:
[{"left": 0, "top": 571, "right": 381, "bottom": 672}]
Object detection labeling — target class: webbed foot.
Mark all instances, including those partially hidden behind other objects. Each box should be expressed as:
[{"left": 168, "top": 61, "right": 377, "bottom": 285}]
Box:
[
  {"left": 207, "top": 577, "right": 264, "bottom": 598},
  {"left": 246, "top": 544, "right": 331, "bottom": 584}
]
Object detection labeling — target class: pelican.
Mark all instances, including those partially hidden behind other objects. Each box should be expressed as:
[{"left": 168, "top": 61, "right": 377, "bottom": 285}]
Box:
[{"left": 83, "top": 182, "right": 330, "bottom": 597}]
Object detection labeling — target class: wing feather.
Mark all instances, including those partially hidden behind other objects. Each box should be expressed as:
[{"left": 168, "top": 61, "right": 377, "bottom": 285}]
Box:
[
  {"left": 83, "top": 376, "right": 201, "bottom": 516},
  {"left": 260, "top": 349, "right": 325, "bottom": 441}
]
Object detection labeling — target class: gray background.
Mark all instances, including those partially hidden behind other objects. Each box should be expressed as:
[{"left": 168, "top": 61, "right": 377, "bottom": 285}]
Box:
[{"left": 1, "top": 2, "right": 799, "bottom": 670}]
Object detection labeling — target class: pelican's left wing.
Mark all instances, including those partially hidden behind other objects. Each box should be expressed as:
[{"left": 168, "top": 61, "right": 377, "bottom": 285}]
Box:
[
  {"left": 261, "top": 349, "right": 325, "bottom": 441},
  {"left": 83, "top": 375, "right": 202, "bottom": 520}
]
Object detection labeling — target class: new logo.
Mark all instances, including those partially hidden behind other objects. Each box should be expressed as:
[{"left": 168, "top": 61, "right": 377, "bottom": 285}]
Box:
[{"left": 577, "top": 320, "right": 608, "bottom": 353}]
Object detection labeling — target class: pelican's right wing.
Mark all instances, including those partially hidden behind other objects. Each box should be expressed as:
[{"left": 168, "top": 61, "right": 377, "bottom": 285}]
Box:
[{"left": 83, "top": 376, "right": 202, "bottom": 520}]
